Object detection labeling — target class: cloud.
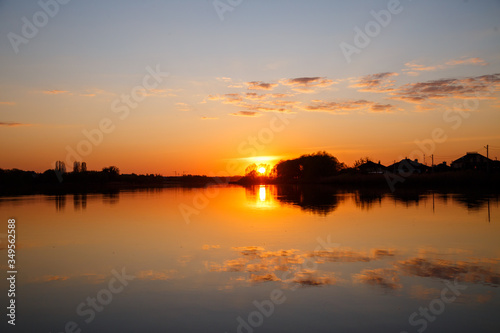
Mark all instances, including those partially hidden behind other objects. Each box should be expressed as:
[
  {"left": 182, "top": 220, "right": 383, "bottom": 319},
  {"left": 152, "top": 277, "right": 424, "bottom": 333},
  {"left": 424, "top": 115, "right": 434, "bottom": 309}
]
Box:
[
  {"left": 409, "top": 285, "right": 441, "bottom": 300},
  {"left": 0, "top": 101, "right": 15, "bottom": 105},
  {"left": 223, "top": 258, "right": 247, "bottom": 272},
  {"left": 395, "top": 257, "right": 500, "bottom": 286},
  {"left": 232, "top": 246, "right": 266, "bottom": 257},
  {"left": 290, "top": 270, "right": 337, "bottom": 287},
  {"left": 353, "top": 268, "right": 401, "bottom": 290},
  {"left": 178, "top": 255, "right": 192, "bottom": 265},
  {"left": 244, "top": 104, "right": 290, "bottom": 113},
  {"left": 216, "top": 77, "right": 232, "bottom": 82},
  {"left": 136, "top": 269, "right": 179, "bottom": 281},
  {"left": 280, "top": 77, "right": 335, "bottom": 93},
  {"left": 303, "top": 99, "right": 393, "bottom": 114},
  {"left": 446, "top": 57, "right": 488, "bottom": 67},
  {"left": 269, "top": 100, "right": 301, "bottom": 107},
  {"left": 43, "top": 90, "right": 69, "bottom": 95},
  {"left": 34, "top": 275, "right": 70, "bottom": 283},
  {"left": 207, "top": 93, "right": 244, "bottom": 105},
  {"left": 311, "top": 248, "right": 396, "bottom": 263},
  {"left": 370, "top": 103, "right": 394, "bottom": 112},
  {"left": 201, "top": 116, "right": 218, "bottom": 120},
  {"left": 350, "top": 72, "right": 399, "bottom": 92},
  {"left": 139, "top": 88, "right": 177, "bottom": 97},
  {"left": 230, "top": 111, "right": 262, "bottom": 117},
  {"left": 403, "top": 62, "right": 446, "bottom": 75},
  {"left": 413, "top": 102, "right": 442, "bottom": 112},
  {"left": 176, "top": 102, "right": 193, "bottom": 111},
  {"left": 391, "top": 73, "right": 500, "bottom": 103},
  {"left": 202, "top": 244, "right": 221, "bottom": 250},
  {"left": 78, "top": 88, "right": 113, "bottom": 97},
  {"left": 250, "top": 273, "right": 280, "bottom": 283},
  {"left": 0, "top": 122, "right": 32, "bottom": 127},
  {"left": 244, "top": 93, "right": 267, "bottom": 100},
  {"left": 246, "top": 81, "right": 278, "bottom": 91},
  {"left": 403, "top": 57, "right": 488, "bottom": 76}
]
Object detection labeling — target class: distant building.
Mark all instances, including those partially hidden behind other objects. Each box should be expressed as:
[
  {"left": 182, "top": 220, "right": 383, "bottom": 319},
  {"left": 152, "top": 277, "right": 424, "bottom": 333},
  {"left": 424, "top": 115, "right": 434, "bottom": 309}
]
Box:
[
  {"left": 357, "top": 161, "right": 386, "bottom": 174},
  {"left": 55, "top": 161, "right": 66, "bottom": 174},
  {"left": 387, "top": 158, "right": 429, "bottom": 174},
  {"left": 451, "top": 152, "right": 492, "bottom": 171},
  {"left": 73, "top": 161, "right": 81, "bottom": 173},
  {"left": 81, "top": 162, "right": 87, "bottom": 172}
]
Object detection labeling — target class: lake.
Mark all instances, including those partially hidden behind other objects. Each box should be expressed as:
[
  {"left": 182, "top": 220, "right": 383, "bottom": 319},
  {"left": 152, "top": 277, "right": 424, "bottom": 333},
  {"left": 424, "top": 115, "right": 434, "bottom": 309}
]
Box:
[{"left": 1, "top": 185, "right": 499, "bottom": 333}]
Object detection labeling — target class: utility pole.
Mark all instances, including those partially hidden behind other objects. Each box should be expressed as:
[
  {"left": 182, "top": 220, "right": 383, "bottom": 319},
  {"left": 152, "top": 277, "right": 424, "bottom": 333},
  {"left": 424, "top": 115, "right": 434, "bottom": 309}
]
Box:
[
  {"left": 431, "top": 154, "right": 434, "bottom": 167},
  {"left": 484, "top": 145, "right": 489, "bottom": 159}
]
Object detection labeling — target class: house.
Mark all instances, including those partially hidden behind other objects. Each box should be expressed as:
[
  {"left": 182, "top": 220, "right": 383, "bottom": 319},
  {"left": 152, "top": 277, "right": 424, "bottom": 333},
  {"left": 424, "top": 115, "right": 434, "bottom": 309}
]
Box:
[
  {"left": 433, "top": 161, "right": 451, "bottom": 172},
  {"left": 451, "top": 152, "right": 492, "bottom": 171},
  {"left": 387, "top": 158, "right": 429, "bottom": 174},
  {"left": 357, "top": 161, "right": 386, "bottom": 174}
]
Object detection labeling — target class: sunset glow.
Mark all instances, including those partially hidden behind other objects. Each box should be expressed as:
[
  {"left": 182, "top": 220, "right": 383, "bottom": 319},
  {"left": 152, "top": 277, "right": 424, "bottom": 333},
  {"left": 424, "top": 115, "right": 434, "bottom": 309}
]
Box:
[{"left": 2, "top": 2, "right": 500, "bottom": 332}]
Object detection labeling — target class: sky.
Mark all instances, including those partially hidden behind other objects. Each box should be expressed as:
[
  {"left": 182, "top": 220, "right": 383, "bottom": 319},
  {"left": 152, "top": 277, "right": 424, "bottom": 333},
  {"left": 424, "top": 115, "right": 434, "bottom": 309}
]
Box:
[{"left": 1, "top": 0, "right": 500, "bottom": 175}]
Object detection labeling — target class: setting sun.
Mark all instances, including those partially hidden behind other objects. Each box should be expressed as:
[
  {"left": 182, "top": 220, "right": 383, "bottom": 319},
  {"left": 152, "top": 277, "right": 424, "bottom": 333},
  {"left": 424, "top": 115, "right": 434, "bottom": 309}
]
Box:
[{"left": 258, "top": 166, "right": 266, "bottom": 174}]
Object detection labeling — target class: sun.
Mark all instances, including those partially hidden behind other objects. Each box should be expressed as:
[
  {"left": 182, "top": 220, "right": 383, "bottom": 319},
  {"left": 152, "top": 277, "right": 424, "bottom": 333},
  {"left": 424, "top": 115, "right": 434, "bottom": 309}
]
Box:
[{"left": 258, "top": 166, "right": 266, "bottom": 175}]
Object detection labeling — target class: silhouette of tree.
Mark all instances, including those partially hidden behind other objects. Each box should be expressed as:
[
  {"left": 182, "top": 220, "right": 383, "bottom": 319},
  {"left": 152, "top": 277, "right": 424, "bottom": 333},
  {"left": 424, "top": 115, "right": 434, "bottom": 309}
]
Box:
[
  {"left": 245, "top": 163, "right": 257, "bottom": 176},
  {"left": 275, "top": 151, "right": 343, "bottom": 181},
  {"left": 353, "top": 157, "right": 372, "bottom": 169},
  {"left": 102, "top": 166, "right": 120, "bottom": 177},
  {"left": 102, "top": 166, "right": 119, "bottom": 174}
]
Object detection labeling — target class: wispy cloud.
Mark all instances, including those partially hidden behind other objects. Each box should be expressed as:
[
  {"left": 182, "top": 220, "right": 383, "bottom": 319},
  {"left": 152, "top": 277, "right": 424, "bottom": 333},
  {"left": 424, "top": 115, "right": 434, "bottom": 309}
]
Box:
[
  {"left": 353, "top": 268, "right": 401, "bottom": 290},
  {"left": 246, "top": 81, "right": 278, "bottom": 91},
  {"left": 303, "top": 99, "right": 393, "bottom": 114},
  {"left": 139, "top": 88, "right": 177, "bottom": 97},
  {"left": 0, "top": 101, "right": 16, "bottom": 105},
  {"left": 216, "top": 77, "right": 232, "bottom": 82},
  {"left": 391, "top": 73, "right": 500, "bottom": 103},
  {"left": 201, "top": 116, "right": 218, "bottom": 120},
  {"left": 350, "top": 72, "right": 399, "bottom": 92},
  {"left": 280, "top": 77, "right": 335, "bottom": 93},
  {"left": 395, "top": 257, "right": 500, "bottom": 285},
  {"left": 0, "top": 122, "right": 32, "bottom": 127},
  {"left": 446, "top": 57, "right": 488, "bottom": 67},
  {"left": 43, "top": 90, "right": 69, "bottom": 95},
  {"left": 230, "top": 111, "right": 262, "bottom": 117},
  {"left": 136, "top": 269, "right": 179, "bottom": 281},
  {"left": 176, "top": 102, "right": 193, "bottom": 111},
  {"left": 202, "top": 244, "right": 221, "bottom": 250},
  {"left": 403, "top": 57, "right": 488, "bottom": 76},
  {"left": 207, "top": 93, "right": 244, "bottom": 105}
]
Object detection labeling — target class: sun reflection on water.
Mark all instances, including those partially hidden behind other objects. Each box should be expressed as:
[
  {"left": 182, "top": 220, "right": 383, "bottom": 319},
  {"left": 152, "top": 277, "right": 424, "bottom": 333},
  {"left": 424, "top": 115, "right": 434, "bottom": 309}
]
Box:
[
  {"left": 245, "top": 185, "right": 279, "bottom": 209},
  {"left": 259, "top": 185, "right": 266, "bottom": 202}
]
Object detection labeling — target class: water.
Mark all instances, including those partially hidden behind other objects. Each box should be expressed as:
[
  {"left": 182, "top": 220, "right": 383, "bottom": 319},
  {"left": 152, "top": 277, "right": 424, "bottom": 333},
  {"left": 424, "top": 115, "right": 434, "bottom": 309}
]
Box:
[{"left": 1, "top": 185, "right": 499, "bottom": 333}]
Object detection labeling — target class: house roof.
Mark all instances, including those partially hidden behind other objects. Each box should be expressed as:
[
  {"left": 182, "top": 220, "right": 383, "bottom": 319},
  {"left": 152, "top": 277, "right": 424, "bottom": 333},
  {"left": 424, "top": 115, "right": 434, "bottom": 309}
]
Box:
[
  {"left": 358, "top": 161, "right": 386, "bottom": 169},
  {"left": 451, "top": 152, "right": 491, "bottom": 165},
  {"left": 387, "top": 158, "right": 428, "bottom": 170}
]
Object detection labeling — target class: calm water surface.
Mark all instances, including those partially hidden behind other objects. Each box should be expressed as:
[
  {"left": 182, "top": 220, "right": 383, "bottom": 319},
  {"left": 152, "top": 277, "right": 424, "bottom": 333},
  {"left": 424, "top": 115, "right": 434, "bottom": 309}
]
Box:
[{"left": 1, "top": 185, "right": 499, "bottom": 333}]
